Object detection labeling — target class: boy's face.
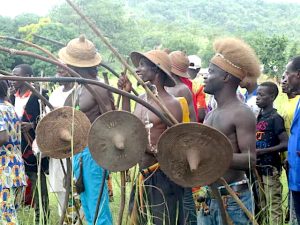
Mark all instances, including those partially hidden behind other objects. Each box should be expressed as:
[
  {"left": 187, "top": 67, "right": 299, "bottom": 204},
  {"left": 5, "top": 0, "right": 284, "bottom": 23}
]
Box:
[{"left": 256, "top": 86, "right": 274, "bottom": 109}]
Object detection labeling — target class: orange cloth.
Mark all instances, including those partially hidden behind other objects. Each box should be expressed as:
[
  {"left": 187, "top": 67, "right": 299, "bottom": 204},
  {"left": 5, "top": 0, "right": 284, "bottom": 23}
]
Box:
[{"left": 192, "top": 80, "right": 207, "bottom": 110}]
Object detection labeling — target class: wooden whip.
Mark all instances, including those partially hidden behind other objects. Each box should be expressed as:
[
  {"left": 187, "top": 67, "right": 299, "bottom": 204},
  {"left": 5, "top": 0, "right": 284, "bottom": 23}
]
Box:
[
  {"left": 218, "top": 178, "right": 259, "bottom": 225},
  {"left": 0, "top": 36, "right": 58, "bottom": 60},
  {"left": 65, "top": 0, "right": 178, "bottom": 125},
  {"left": 0, "top": 45, "right": 108, "bottom": 114},
  {"left": 0, "top": 70, "right": 54, "bottom": 110},
  {"left": 117, "top": 171, "right": 126, "bottom": 225}
]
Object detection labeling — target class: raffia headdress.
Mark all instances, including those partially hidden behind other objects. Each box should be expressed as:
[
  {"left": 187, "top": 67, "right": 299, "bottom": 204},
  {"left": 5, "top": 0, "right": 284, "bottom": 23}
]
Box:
[{"left": 211, "top": 38, "right": 260, "bottom": 80}]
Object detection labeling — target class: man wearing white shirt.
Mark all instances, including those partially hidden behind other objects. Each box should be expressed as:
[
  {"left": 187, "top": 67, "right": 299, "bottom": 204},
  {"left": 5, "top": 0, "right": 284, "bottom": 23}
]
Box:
[
  {"left": 46, "top": 66, "right": 74, "bottom": 217},
  {"left": 240, "top": 76, "right": 260, "bottom": 117}
]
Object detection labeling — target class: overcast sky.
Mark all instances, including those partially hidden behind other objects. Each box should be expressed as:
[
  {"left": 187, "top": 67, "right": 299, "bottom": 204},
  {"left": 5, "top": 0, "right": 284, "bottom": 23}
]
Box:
[
  {"left": 0, "top": 0, "right": 299, "bottom": 17},
  {"left": 0, "top": 0, "right": 63, "bottom": 17}
]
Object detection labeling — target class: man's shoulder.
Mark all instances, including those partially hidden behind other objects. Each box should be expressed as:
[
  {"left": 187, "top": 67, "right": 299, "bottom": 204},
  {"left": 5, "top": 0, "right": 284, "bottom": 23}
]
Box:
[{"left": 232, "top": 102, "right": 256, "bottom": 123}]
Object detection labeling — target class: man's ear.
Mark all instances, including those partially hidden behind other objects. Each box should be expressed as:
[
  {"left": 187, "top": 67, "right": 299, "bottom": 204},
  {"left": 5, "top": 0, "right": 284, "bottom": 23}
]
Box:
[{"left": 223, "top": 73, "right": 230, "bottom": 82}]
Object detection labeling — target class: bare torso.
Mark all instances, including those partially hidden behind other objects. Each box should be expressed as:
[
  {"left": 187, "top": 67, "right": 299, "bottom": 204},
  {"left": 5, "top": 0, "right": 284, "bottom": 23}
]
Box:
[
  {"left": 77, "top": 83, "right": 114, "bottom": 123},
  {"left": 134, "top": 92, "right": 182, "bottom": 169},
  {"left": 204, "top": 100, "right": 256, "bottom": 185}
]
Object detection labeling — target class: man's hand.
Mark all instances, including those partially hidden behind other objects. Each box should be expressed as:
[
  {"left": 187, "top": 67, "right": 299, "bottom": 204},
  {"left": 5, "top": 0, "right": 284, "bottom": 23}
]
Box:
[
  {"left": 117, "top": 73, "right": 132, "bottom": 92},
  {"left": 283, "top": 159, "right": 289, "bottom": 170},
  {"left": 256, "top": 149, "right": 264, "bottom": 156},
  {"left": 21, "top": 122, "right": 34, "bottom": 132}
]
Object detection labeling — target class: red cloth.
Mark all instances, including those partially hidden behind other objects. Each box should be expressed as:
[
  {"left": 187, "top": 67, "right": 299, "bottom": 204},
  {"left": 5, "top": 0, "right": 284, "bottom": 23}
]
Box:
[
  {"left": 195, "top": 85, "right": 207, "bottom": 110},
  {"left": 24, "top": 176, "right": 33, "bottom": 206},
  {"left": 179, "top": 77, "right": 198, "bottom": 120}
]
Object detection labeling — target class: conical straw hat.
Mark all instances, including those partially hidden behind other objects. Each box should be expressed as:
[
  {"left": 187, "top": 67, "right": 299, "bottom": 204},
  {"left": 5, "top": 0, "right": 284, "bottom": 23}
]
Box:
[
  {"left": 58, "top": 35, "right": 102, "bottom": 67},
  {"left": 130, "top": 50, "right": 176, "bottom": 87},
  {"left": 157, "top": 123, "right": 233, "bottom": 187},
  {"left": 36, "top": 107, "right": 91, "bottom": 159}
]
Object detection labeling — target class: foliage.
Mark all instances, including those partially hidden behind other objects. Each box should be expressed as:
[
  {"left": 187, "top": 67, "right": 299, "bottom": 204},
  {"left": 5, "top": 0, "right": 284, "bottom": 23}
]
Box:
[{"left": 0, "top": 0, "right": 299, "bottom": 78}]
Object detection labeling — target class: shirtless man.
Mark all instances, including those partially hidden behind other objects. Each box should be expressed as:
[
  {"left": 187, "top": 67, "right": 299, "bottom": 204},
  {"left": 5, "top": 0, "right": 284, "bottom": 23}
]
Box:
[
  {"left": 166, "top": 51, "right": 197, "bottom": 122},
  {"left": 166, "top": 50, "right": 198, "bottom": 224},
  {"left": 198, "top": 38, "right": 260, "bottom": 225},
  {"left": 118, "top": 50, "right": 184, "bottom": 225},
  {"left": 58, "top": 35, "right": 113, "bottom": 225}
]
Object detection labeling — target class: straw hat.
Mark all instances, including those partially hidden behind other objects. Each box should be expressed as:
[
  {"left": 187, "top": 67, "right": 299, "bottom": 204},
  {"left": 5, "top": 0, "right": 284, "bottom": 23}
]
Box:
[
  {"left": 58, "top": 35, "right": 102, "bottom": 67},
  {"left": 130, "top": 50, "right": 176, "bottom": 87},
  {"left": 36, "top": 107, "right": 91, "bottom": 159},
  {"left": 88, "top": 111, "right": 147, "bottom": 172},
  {"left": 157, "top": 123, "right": 233, "bottom": 187},
  {"left": 169, "top": 51, "right": 190, "bottom": 78}
]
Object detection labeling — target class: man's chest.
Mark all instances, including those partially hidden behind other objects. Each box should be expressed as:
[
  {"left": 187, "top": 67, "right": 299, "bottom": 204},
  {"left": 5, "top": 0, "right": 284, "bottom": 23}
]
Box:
[{"left": 205, "top": 110, "right": 234, "bottom": 135}]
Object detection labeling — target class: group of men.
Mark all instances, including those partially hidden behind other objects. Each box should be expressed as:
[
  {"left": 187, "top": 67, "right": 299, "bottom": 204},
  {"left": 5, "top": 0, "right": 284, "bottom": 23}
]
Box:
[{"left": 0, "top": 34, "right": 299, "bottom": 225}]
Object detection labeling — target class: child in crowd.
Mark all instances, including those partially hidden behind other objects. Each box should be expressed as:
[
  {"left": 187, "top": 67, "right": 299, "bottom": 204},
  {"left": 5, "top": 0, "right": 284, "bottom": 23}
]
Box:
[{"left": 256, "top": 81, "right": 288, "bottom": 224}]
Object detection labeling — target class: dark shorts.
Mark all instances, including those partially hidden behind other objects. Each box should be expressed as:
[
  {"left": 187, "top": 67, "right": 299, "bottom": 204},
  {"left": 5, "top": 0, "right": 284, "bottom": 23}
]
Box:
[{"left": 129, "top": 168, "right": 185, "bottom": 225}]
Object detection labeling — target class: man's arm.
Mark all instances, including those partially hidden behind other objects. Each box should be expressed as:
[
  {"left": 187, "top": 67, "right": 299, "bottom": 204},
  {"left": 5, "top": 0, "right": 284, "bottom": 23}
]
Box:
[
  {"left": 0, "top": 115, "right": 8, "bottom": 146},
  {"left": 198, "top": 108, "right": 206, "bottom": 123},
  {"left": 232, "top": 108, "right": 257, "bottom": 170},
  {"left": 257, "top": 116, "right": 288, "bottom": 155},
  {"left": 178, "top": 87, "right": 197, "bottom": 122},
  {"left": 117, "top": 75, "right": 132, "bottom": 112},
  {"left": 0, "top": 130, "right": 8, "bottom": 146}
]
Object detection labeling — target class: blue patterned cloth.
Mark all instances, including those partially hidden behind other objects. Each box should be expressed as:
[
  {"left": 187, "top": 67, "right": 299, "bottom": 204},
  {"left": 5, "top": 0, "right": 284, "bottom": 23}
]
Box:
[{"left": 0, "top": 101, "right": 26, "bottom": 192}]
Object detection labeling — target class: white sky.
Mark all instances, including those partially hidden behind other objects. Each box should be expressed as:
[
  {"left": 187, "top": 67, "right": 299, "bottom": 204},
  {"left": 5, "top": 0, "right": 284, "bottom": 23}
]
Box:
[
  {"left": 0, "top": 0, "right": 63, "bottom": 17},
  {"left": 0, "top": 0, "right": 299, "bottom": 17}
]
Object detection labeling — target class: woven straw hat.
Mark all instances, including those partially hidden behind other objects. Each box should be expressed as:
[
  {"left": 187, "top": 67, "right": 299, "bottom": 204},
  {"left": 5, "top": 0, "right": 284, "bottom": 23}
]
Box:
[
  {"left": 157, "top": 123, "right": 233, "bottom": 187},
  {"left": 58, "top": 35, "right": 102, "bottom": 67},
  {"left": 169, "top": 51, "right": 190, "bottom": 78},
  {"left": 130, "top": 50, "right": 176, "bottom": 87},
  {"left": 88, "top": 111, "right": 147, "bottom": 172},
  {"left": 36, "top": 107, "right": 91, "bottom": 159}
]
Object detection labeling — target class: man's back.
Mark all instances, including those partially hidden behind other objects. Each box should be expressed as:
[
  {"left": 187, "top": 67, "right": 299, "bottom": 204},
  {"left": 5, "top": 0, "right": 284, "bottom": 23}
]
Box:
[{"left": 167, "top": 83, "right": 196, "bottom": 122}]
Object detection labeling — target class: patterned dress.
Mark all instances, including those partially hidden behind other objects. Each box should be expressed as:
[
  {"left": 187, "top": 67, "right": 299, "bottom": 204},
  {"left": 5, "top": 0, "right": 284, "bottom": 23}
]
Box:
[{"left": 0, "top": 101, "right": 26, "bottom": 224}]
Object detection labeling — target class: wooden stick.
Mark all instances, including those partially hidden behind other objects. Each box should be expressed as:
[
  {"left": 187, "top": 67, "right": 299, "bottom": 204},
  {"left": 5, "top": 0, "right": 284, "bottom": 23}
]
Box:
[
  {"left": 218, "top": 178, "right": 259, "bottom": 225},
  {"left": 0, "top": 45, "right": 107, "bottom": 114},
  {"left": 0, "top": 36, "right": 58, "bottom": 60},
  {"left": 33, "top": 34, "right": 66, "bottom": 47},
  {"left": 65, "top": 0, "right": 178, "bottom": 125},
  {"left": 0, "top": 70, "right": 54, "bottom": 110},
  {"left": 0, "top": 75, "right": 173, "bottom": 127},
  {"left": 60, "top": 158, "right": 72, "bottom": 225},
  {"left": 210, "top": 183, "right": 230, "bottom": 225},
  {"left": 118, "top": 171, "right": 126, "bottom": 225}
]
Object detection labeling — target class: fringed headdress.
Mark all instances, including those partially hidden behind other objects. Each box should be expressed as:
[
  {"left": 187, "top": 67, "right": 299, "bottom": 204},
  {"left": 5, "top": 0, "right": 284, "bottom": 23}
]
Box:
[{"left": 211, "top": 38, "right": 260, "bottom": 80}]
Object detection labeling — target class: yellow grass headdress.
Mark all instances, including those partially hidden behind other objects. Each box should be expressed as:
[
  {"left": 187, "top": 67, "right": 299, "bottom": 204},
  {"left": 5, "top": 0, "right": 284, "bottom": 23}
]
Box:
[{"left": 211, "top": 38, "right": 261, "bottom": 80}]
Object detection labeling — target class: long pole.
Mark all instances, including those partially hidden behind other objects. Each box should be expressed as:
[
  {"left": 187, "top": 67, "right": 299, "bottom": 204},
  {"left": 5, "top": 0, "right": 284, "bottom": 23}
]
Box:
[
  {"left": 0, "top": 36, "right": 58, "bottom": 60},
  {"left": 65, "top": 0, "right": 178, "bottom": 125},
  {"left": 218, "top": 178, "right": 259, "bottom": 225},
  {"left": 0, "top": 75, "right": 173, "bottom": 127},
  {"left": 33, "top": 34, "right": 66, "bottom": 47},
  {"left": 0, "top": 70, "right": 54, "bottom": 110},
  {"left": 0, "top": 45, "right": 108, "bottom": 113}
]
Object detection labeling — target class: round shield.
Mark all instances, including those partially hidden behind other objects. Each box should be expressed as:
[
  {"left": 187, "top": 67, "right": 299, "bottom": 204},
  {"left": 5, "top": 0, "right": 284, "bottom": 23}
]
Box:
[
  {"left": 64, "top": 90, "right": 76, "bottom": 107},
  {"left": 36, "top": 106, "right": 91, "bottom": 159},
  {"left": 88, "top": 111, "right": 147, "bottom": 172},
  {"left": 157, "top": 122, "right": 233, "bottom": 187}
]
